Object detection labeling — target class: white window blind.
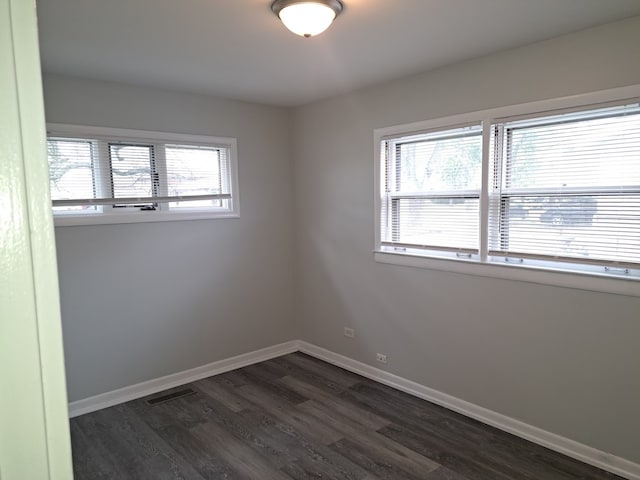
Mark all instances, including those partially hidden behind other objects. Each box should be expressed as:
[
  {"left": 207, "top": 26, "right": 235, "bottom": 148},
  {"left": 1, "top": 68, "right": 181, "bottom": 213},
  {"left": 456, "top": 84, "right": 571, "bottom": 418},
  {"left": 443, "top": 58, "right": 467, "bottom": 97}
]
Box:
[
  {"left": 165, "top": 144, "right": 229, "bottom": 210},
  {"left": 376, "top": 89, "right": 640, "bottom": 284},
  {"left": 46, "top": 127, "right": 237, "bottom": 221},
  {"left": 380, "top": 124, "right": 482, "bottom": 255},
  {"left": 490, "top": 103, "right": 640, "bottom": 269},
  {"left": 47, "top": 138, "right": 98, "bottom": 213},
  {"left": 109, "top": 143, "right": 157, "bottom": 206}
]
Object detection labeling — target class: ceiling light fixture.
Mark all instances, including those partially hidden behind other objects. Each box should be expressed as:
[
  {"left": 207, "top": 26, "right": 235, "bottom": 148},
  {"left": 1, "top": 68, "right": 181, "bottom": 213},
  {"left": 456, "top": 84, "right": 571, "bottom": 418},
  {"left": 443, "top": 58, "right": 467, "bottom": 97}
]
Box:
[{"left": 271, "top": 0, "right": 343, "bottom": 38}]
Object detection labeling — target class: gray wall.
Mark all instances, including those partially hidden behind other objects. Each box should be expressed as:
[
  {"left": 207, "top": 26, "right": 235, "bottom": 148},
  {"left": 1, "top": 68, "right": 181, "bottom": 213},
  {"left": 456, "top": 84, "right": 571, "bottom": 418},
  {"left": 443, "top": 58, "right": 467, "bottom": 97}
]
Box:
[
  {"left": 292, "top": 17, "right": 640, "bottom": 463},
  {"left": 43, "top": 74, "right": 296, "bottom": 402}
]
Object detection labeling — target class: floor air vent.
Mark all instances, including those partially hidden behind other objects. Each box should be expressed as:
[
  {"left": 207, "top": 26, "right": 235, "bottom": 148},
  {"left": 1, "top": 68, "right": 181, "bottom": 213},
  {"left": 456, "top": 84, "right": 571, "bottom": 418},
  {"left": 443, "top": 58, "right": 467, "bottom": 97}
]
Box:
[{"left": 145, "top": 388, "right": 197, "bottom": 406}]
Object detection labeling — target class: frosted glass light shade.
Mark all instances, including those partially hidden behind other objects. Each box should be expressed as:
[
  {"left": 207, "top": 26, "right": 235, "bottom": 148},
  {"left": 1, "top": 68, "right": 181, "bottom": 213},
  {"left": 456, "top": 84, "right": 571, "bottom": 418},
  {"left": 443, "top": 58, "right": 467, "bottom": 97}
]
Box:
[{"left": 272, "top": 0, "right": 343, "bottom": 38}]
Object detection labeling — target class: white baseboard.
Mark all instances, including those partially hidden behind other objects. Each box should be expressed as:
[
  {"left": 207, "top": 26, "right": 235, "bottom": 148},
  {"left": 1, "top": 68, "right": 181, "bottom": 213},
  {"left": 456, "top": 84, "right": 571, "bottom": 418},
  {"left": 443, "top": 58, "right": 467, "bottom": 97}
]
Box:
[
  {"left": 67, "top": 339, "right": 640, "bottom": 480},
  {"left": 297, "top": 341, "right": 640, "bottom": 480},
  {"left": 68, "top": 341, "right": 298, "bottom": 418}
]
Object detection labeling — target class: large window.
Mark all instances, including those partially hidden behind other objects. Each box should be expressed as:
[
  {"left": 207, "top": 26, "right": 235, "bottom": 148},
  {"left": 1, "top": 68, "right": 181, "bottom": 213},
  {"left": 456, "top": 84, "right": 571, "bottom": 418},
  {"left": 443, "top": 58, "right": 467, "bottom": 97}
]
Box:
[
  {"left": 380, "top": 124, "right": 482, "bottom": 257},
  {"left": 376, "top": 88, "right": 640, "bottom": 287},
  {"left": 46, "top": 125, "right": 238, "bottom": 225},
  {"left": 489, "top": 104, "right": 640, "bottom": 270}
]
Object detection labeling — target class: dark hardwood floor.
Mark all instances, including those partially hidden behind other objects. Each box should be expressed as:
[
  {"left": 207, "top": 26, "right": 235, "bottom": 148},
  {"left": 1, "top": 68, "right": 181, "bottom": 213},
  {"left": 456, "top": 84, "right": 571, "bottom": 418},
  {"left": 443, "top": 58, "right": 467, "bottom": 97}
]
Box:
[{"left": 70, "top": 352, "right": 623, "bottom": 479}]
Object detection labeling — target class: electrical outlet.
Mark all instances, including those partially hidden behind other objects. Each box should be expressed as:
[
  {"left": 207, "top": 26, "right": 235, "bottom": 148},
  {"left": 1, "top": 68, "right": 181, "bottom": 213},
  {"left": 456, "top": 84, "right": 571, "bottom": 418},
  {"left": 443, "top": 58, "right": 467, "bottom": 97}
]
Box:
[
  {"left": 376, "top": 353, "right": 388, "bottom": 364},
  {"left": 343, "top": 327, "right": 355, "bottom": 338}
]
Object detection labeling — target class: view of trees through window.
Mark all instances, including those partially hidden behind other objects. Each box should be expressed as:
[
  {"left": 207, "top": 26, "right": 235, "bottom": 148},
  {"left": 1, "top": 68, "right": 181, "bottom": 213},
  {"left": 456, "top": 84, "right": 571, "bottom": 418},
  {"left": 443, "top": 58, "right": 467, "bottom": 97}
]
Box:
[
  {"left": 47, "top": 139, "right": 96, "bottom": 212},
  {"left": 46, "top": 132, "right": 234, "bottom": 217},
  {"left": 109, "top": 144, "right": 156, "bottom": 206},
  {"left": 380, "top": 102, "right": 640, "bottom": 272},
  {"left": 387, "top": 127, "right": 482, "bottom": 251}
]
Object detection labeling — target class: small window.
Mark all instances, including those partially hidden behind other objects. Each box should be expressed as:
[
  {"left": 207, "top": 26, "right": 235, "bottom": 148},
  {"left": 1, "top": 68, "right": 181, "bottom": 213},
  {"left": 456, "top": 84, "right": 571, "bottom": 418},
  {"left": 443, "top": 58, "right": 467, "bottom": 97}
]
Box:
[
  {"left": 108, "top": 143, "right": 157, "bottom": 206},
  {"left": 165, "top": 144, "right": 228, "bottom": 210},
  {"left": 46, "top": 125, "right": 239, "bottom": 225},
  {"left": 47, "top": 138, "right": 98, "bottom": 214},
  {"left": 380, "top": 124, "right": 482, "bottom": 258}
]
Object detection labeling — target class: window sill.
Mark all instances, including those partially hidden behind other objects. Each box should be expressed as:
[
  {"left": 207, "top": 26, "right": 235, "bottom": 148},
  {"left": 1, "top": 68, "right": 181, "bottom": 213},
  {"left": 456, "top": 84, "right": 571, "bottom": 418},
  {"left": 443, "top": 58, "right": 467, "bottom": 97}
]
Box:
[
  {"left": 374, "top": 251, "right": 640, "bottom": 297},
  {"left": 53, "top": 210, "right": 240, "bottom": 227}
]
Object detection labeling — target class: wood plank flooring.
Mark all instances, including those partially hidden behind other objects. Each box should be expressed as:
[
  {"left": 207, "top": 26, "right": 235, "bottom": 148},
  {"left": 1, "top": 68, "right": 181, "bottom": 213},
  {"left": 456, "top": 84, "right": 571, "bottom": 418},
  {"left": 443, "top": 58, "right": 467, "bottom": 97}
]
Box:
[{"left": 70, "top": 352, "right": 623, "bottom": 480}]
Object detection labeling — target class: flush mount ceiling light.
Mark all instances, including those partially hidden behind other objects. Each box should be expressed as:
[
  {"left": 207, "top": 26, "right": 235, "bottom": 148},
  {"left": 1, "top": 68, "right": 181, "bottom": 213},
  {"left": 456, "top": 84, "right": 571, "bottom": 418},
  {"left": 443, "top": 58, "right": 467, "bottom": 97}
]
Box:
[{"left": 271, "top": 0, "right": 343, "bottom": 38}]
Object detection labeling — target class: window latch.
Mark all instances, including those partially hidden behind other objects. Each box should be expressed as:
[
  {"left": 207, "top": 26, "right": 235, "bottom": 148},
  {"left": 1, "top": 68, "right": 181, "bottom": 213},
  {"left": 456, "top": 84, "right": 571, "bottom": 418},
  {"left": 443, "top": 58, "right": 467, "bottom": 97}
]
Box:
[
  {"left": 140, "top": 205, "right": 156, "bottom": 211},
  {"left": 504, "top": 257, "right": 524, "bottom": 264},
  {"left": 604, "top": 266, "right": 630, "bottom": 275}
]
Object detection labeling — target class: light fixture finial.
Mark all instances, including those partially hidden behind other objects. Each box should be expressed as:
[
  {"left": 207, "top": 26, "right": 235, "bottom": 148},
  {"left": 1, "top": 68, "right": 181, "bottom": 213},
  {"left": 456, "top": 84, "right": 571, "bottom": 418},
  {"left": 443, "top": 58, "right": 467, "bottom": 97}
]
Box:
[{"left": 271, "top": 0, "right": 343, "bottom": 38}]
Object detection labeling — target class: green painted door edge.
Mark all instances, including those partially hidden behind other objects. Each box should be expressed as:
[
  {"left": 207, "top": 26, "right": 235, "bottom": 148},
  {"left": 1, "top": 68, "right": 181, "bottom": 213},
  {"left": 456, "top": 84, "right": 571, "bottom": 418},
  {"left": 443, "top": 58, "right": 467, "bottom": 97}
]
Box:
[{"left": 0, "top": 0, "right": 74, "bottom": 478}]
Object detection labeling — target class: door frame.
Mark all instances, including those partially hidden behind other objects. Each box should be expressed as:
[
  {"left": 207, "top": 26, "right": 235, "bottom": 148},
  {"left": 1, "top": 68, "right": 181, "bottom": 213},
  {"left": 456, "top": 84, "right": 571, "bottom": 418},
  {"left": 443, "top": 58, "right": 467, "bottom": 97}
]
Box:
[{"left": 0, "top": 0, "right": 74, "bottom": 478}]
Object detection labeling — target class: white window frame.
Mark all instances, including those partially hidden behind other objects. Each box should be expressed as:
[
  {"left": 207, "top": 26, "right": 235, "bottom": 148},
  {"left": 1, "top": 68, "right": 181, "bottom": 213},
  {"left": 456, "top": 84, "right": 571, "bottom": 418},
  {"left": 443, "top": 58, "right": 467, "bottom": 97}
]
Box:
[
  {"left": 47, "top": 124, "right": 240, "bottom": 226},
  {"left": 380, "top": 123, "right": 483, "bottom": 259},
  {"left": 374, "top": 85, "right": 640, "bottom": 297}
]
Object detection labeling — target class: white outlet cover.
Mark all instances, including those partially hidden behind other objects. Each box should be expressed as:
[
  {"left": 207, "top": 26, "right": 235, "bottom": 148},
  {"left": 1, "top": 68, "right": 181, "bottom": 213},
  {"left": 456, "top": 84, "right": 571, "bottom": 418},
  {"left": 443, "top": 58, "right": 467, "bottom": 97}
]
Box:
[{"left": 376, "top": 353, "right": 388, "bottom": 364}]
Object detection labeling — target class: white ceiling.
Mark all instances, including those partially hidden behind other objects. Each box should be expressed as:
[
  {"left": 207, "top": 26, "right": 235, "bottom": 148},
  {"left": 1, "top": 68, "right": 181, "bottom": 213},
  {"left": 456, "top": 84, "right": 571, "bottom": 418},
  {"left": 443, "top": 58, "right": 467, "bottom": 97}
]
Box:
[{"left": 36, "top": 0, "right": 640, "bottom": 107}]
